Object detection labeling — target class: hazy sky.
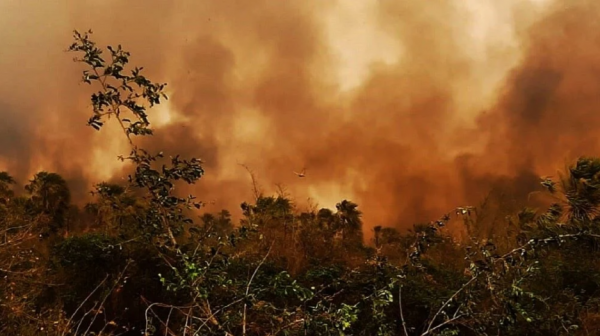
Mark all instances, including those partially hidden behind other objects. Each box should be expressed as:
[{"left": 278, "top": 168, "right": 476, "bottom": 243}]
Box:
[{"left": 3, "top": 0, "right": 600, "bottom": 236}]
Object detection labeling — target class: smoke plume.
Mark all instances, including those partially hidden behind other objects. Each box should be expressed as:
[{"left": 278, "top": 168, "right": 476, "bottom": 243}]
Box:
[{"left": 1, "top": 0, "right": 599, "bottom": 237}]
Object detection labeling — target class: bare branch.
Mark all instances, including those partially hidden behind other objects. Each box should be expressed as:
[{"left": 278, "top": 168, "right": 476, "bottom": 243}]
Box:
[
  {"left": 243, "top": 242, "right": 274, "bottom": 336},
  {"left": 399, "top": 285, "right": 409, "bottom": 336},
  {"left": 238, "top": 162, "right": 262, "bottom": 201},
  {"left": 83, "top": 260, "right": 132, "bottom": 335},
  {"left": 62, "top": 274, "right": 109, "bottom": 336},
  {"left": 423, "top": 276, "right": 477, "bottom": 336}
]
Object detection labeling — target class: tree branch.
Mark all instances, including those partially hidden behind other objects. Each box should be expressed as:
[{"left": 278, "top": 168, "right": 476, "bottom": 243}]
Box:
[
  {"left": 399, "top": 285, "right": 409, "bottom": 336},
  {"left": 243, "top": 242, "right": 273, "bottom": 336}
]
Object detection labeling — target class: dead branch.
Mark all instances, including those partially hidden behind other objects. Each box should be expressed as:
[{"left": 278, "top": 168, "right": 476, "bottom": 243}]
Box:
[
  {"left": 238, "top": 162, "right": 262, "bottom": 201},
  {"left": 243, "top": 242, "right": 274, "bottom": 336}
]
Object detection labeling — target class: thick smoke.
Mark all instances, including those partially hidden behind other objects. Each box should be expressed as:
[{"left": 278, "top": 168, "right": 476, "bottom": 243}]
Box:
[{"left": 1, "top": 0, "right": 599, "bottom": 237}]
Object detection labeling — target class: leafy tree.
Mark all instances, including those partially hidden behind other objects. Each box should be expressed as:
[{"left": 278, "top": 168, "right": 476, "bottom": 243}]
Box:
[{"left": 25, "top": 171, "right": 71, "bottom": 233}]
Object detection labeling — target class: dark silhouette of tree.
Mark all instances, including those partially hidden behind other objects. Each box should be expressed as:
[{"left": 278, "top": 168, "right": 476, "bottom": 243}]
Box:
[
  {"left": 199, "top": 209, "right": 233, "bottom": 237},
  {"left": 25, "top": 171, "right": 71, "bottom": 233},
  {"left": 335, "top": 199, "right": 363, "bottom": 243},
  {"left": 85, "top": 182, "right": 146, "bottom": 238},
  {"left": 0, "top": 172, "right": 15, "bottom": 204},
  {"left": 561, "top": 157, "right": 600, "bottom": 221}
]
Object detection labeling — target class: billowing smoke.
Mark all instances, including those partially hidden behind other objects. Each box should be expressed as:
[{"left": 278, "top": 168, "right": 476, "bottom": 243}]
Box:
[{"left": 1, "top": 0, "right": 598, "bottom": 236}]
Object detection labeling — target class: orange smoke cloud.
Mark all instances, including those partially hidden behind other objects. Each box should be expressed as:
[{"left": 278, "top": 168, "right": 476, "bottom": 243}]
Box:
[{"left": 1, "top": 0, "right": 598, "bottom": 238}]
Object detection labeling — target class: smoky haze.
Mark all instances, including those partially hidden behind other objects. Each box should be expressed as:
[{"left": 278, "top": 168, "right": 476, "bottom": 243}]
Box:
[{"left": 0, "top": 0, "right": 597, "bottom": 236}]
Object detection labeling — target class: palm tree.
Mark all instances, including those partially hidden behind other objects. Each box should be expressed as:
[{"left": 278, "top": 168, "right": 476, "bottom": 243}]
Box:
[
  {"left": 317, "top": 208, "right": 335, "bottom": 230},
  {"left": 540, "top": 157, "right": 600, "bottom": 223},
  {"left": 562, "top": 157, "right": 600, "bottom": 222},
  {"left": 335, "top": 200, "right": 363, "bottom": 243},
  {"left": 25, "top": 172, "right": 71, "bottom": 231}
]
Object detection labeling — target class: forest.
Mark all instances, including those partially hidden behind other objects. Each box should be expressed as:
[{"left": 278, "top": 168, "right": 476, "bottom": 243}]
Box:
[{"left": 1, "top": 30, "right": 600, "bottom": 336}]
